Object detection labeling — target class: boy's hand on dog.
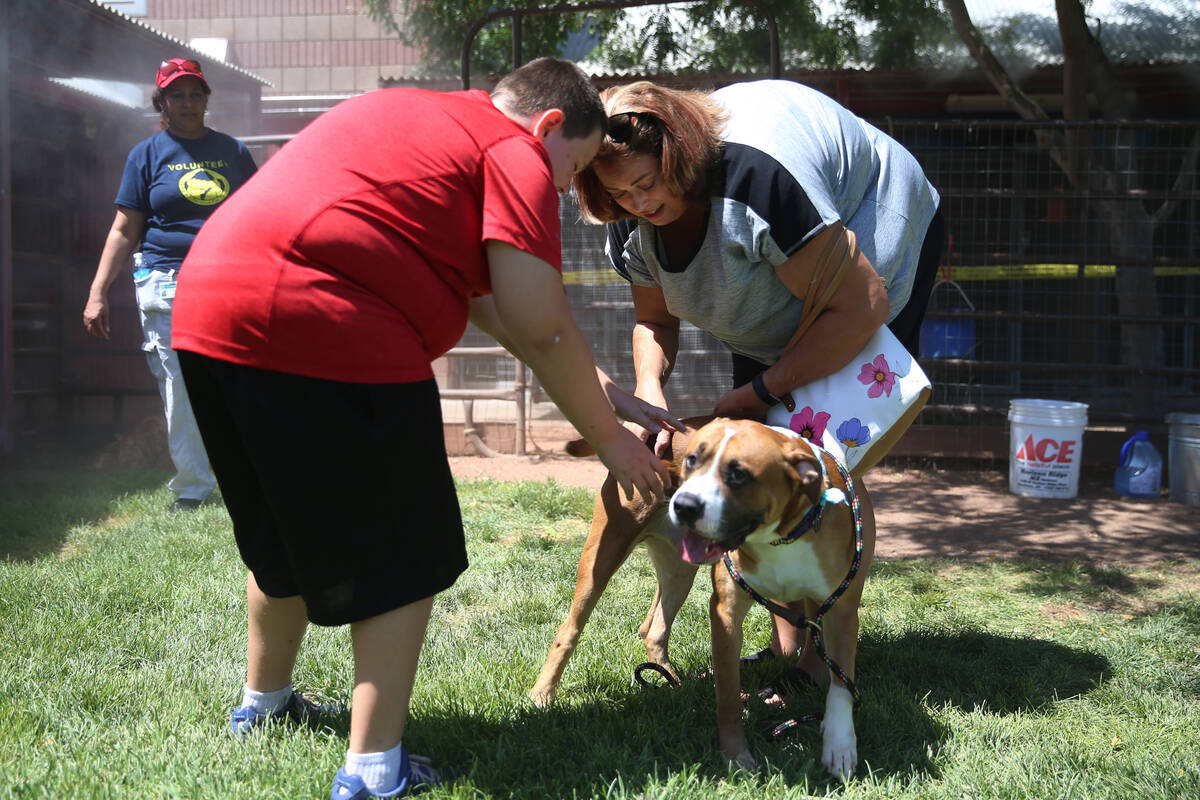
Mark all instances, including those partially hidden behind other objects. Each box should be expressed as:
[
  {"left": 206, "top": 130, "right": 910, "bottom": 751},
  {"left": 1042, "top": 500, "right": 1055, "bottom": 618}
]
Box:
[{"left": 594, "top": 427, "right": 671, "bottom": 505}]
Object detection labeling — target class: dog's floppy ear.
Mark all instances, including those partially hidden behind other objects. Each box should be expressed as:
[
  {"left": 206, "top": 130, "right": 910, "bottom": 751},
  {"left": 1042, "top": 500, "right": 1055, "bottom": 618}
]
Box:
[{"left": 782, "top": 438, "right": 824, "bottom": 509}]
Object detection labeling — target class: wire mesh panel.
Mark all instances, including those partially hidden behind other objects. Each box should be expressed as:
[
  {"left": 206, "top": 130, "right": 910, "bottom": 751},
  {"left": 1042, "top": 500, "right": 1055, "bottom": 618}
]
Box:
[{"left": 896, "top": 120, "right": 1200, "bottom": 436}]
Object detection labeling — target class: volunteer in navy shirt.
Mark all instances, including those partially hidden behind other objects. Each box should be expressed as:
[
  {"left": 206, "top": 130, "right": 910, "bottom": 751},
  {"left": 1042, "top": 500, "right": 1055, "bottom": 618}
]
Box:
[{"left": 83, "top": 57, "right": 257, "bottom": 512}]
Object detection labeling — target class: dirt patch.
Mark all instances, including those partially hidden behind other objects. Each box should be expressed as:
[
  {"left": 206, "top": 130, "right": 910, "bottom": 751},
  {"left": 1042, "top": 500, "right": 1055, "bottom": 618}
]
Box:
[{"left": 448, "top": 447, "right": 1200, "bottom": 568}]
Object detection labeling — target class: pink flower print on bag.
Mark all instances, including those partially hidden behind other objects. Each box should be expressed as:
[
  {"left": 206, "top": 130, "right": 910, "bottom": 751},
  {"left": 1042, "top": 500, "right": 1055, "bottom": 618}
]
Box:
[
  {"left": 789, "top": 406, "right": 831, "bottom": 444},
  {"left": 765, "top": 325, "right": 931, "bottom": 476},
  {"left": 858, "top": 354, "right": 897, "bottom": 398}
]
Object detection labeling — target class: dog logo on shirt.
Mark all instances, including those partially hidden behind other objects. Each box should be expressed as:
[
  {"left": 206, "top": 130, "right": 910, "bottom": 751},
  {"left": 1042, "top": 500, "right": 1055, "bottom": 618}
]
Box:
[{"left": 178, "top": 168, "right": 231, "bottom": 206}]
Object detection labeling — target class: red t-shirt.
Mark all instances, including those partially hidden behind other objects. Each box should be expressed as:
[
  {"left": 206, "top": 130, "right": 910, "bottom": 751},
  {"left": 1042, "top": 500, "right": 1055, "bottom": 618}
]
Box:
[{"left": 172, "top": 89, "right": 561, "bottom": 383}]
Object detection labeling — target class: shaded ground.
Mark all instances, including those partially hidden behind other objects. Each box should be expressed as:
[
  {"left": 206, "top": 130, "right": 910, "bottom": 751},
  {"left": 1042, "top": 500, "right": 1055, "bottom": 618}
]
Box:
[{"left": 448, "top": 452, "right": 1200, "bottom": 568}]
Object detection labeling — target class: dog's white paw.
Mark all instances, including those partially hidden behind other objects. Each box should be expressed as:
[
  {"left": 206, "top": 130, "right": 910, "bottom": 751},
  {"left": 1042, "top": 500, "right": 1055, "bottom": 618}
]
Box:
[
  {"left": 821, "top": 736, "right": 857, "bottom": 781},
  {"left": 821, "top": 685, "right": 857, "bottom": 780}
]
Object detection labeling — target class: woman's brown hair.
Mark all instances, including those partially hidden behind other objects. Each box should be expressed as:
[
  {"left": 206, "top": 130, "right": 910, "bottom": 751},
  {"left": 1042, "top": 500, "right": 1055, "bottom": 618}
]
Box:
[{"left": 573, "top": 82, "right": 726, "bottom": 224}]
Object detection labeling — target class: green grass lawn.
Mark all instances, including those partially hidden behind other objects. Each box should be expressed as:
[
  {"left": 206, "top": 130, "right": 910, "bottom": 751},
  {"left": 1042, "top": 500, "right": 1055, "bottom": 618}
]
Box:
[{"left": 1, "top": 469, "right": 1198, "bottom": 800}]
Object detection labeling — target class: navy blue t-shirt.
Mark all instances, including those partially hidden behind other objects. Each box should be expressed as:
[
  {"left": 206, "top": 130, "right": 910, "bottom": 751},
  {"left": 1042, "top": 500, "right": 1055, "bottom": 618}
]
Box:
[{"left": 115, "top": 129, "right": 257, "bottom": 270}]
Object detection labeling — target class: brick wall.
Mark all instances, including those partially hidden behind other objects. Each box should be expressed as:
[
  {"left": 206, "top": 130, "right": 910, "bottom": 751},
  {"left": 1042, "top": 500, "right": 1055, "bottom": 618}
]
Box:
[{"left": 137, "top": 0, "right": 423, "bottom": 94}]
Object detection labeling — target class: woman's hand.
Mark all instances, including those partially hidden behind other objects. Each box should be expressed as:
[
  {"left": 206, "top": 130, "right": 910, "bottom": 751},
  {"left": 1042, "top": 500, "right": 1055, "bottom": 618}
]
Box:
[
  {"left": 82, "top": 294, "right": 110, "bottom": 340},
  {"left": 86, "top": 207, "right": 145, "bottom": 342},
  {"left": 712, "top": 381, "right": 770, "bottom": 421},
  {"left": 605, "top": 383, "right": 684, "bottom": 435},
  {"left": 621, "top": 392, "right": 679, "bottom": 458}
]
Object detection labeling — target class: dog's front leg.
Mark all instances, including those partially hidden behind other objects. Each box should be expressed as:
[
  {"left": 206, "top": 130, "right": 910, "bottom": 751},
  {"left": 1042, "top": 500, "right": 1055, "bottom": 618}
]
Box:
[
  {"left": 710, "top": 566, "right": 755, "bottom": 769},
  {"left": 638, "top": 534, "right": 699, "bottom": 682},
  {"left": 530, "top": 481, "right": 642, "bottom": 706},
  {"left": 819, "top": 486, "right": 874, "bottom": 780},
  {"left": 817, "top": 598, "right": 861, "bottom": 780}
]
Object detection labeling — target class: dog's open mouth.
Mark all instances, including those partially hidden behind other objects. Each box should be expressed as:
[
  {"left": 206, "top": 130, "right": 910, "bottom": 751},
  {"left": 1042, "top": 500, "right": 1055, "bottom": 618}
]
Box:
[
  {"left": 677, "top": 523, "right": 756, "bottom": 565},
  {"left": 677, "top": 530, "right": 727, "bottom": 564}
]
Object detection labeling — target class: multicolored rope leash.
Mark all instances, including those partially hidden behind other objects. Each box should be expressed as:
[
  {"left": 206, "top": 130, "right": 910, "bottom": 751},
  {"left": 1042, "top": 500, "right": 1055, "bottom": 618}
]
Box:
[{"left": 722, "top": 439, "right": 865, "bottom": 738}]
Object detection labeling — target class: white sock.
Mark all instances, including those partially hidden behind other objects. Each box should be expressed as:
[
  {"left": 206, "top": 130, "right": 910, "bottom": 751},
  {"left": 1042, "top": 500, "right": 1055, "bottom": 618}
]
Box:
[
  {"left": 239, "top": 683, "right": 292, "bottom": 714},
  {"left": 345, "top": 741, "right": 404, "bottom": 795}
]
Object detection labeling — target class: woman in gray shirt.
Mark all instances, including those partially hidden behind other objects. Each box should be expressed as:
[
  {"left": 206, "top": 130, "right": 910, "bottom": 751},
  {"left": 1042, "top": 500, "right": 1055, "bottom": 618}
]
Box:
[
  {"left": 573, "top": 78, "right": 944, "bottom": 692},
  {"left": 576, "top": 79, "right": 942, "bottom": 429}
]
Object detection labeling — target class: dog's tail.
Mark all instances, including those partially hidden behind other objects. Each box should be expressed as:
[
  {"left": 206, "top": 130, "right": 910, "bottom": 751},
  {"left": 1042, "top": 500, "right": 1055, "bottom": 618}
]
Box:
[{"left": 564, "top": 438, "right": 595, "bottom": 458}]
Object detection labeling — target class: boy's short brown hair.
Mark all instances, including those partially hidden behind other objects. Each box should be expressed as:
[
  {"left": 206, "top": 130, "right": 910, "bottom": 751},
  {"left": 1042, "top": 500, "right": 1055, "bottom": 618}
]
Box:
[
  {"left": 492, "top": 57, "right": 606, "bottom": 140},
  {"left": 573, "top": 82, "right": 726, "bottom": 224}
]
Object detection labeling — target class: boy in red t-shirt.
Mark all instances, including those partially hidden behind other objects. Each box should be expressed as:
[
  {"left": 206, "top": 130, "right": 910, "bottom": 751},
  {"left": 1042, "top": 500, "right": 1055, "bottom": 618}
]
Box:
[{"left": 173, "top": 58, "right": 676, "bottom": 799}]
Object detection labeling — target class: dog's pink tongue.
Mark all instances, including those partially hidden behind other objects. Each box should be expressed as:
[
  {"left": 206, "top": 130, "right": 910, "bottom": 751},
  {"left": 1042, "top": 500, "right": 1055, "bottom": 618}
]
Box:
[{"left": 679, "top": 530, "right": 723, "bottom": 564}]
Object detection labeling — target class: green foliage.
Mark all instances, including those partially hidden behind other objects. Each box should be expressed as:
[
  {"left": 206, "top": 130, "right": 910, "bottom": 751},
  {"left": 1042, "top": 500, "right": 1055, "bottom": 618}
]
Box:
[
  {"left": 365, "top": 1, "right": 956, "bottom": 77},
  {"left": 363, "top": 0, "right": 621, "bottom": 78},
  {"left": 364, "top": 0, "right": 1200, "bottom": 79},
  {"left": 594, "top": 0, "right": 864, "bottom": 74},
  {"left": 3, "top": 470, "right": 1200, "bottom": 798},
  {"left": 843, "top": 0, "right": 958, "bottom": 69},
  {"left": 981, "top": 2, "right": 1200, "bottom": 70}
]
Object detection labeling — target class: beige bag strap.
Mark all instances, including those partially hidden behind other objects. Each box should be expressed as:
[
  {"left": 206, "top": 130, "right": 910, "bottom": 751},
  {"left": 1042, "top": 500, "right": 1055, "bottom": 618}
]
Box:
[
  {"left": 775, "top": 227, "right": 858, "bottom": 352},
  {"left": 764, "top": 228, "right": 858, "bottom": 413}
]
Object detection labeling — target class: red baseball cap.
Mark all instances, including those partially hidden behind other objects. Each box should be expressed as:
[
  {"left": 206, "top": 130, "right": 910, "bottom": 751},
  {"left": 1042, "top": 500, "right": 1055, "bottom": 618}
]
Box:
[{"left": 156, "top": 58, "right": 209, "bottom": 90}]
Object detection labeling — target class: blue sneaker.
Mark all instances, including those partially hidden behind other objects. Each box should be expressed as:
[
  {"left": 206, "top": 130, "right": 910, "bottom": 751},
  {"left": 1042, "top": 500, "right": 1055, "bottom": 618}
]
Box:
[
  {"left": 329, "top": 749, "right": 447, "bottom": 799},
  {"left": 229, "top": 691, "right": 342, "bottom": 737}
]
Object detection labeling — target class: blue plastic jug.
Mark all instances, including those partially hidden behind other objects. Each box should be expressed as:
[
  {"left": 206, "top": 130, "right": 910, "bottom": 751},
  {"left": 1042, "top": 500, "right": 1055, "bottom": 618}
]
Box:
[{"left": 1114, "top": 431, "right": 1163, "bottom": 499}]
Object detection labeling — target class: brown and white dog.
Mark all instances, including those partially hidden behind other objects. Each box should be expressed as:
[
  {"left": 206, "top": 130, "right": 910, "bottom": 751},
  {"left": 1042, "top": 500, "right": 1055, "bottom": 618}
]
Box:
[{"left": 530, "top": 417, "right": 875, "bottom": 779}]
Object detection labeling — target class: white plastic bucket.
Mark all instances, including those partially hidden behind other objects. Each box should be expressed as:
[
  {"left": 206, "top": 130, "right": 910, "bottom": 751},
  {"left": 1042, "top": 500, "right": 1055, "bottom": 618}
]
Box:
[
  {"left": 1166, "top": 412, "right": 1200, "bottom": 506},
  {"left": 1008, "top": 399, "right": 1089, "bottom": 499}
]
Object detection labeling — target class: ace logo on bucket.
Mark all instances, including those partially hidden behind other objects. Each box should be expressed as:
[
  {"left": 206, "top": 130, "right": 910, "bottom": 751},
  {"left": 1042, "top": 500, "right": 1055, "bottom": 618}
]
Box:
[{"left": 1014, "top": 434, "right": 1077, "bottom": 464}]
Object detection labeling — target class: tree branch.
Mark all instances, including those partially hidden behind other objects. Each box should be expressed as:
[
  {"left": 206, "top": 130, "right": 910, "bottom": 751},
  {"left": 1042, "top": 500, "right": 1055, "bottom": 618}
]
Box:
[
  {"left": 942, "top": 0, "right": 1050, "bottom": 122},
  {"left": 941, "top": 0, "right": 1067, "bottom": 172}
]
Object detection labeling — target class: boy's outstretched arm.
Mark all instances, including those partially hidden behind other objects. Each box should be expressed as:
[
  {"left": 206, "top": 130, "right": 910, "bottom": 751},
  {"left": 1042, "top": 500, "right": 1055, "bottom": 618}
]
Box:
[{"left": 469, "top": 241, "right": 671, "bottom": 503}]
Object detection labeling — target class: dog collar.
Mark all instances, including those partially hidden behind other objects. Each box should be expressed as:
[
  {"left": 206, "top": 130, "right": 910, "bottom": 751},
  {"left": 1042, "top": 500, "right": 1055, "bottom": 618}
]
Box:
[{"left": 770, "top": 440, "right": 848, "bottom": 546}]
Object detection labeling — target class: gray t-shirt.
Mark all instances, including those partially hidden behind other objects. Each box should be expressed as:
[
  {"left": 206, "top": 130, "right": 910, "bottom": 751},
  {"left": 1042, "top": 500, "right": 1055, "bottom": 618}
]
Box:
[{"left": 605, "top": 79, "right": 939, "bottom": 364}]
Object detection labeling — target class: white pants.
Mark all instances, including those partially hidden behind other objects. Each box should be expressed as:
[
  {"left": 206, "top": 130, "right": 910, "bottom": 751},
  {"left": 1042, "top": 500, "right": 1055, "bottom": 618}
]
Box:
[{"left": 134, "top": 268, "right": 216, "bottom": 502}]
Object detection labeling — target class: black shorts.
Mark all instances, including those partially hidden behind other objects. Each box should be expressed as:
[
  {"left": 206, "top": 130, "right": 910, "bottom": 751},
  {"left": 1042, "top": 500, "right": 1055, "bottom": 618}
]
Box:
[
  {"left": 731, "top": 205, "right": 947, "bottom": 387},
  {"left": 178, "top": 351, "right": 467, "bottom": 627}
]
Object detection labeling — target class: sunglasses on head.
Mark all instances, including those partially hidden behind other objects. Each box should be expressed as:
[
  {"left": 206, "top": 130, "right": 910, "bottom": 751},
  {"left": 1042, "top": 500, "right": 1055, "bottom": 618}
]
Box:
[
  {"left": 607, "top": 112, "right": 659, "bottom": 145},
  {"left": 157, "top": 59, "right": 201, "bottom": 82}
]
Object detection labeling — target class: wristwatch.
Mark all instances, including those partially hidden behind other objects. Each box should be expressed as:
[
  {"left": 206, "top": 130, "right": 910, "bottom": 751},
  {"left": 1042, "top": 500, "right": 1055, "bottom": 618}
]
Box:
[{"left": 751, "top": 372, "right": 796, "bottom": 411}]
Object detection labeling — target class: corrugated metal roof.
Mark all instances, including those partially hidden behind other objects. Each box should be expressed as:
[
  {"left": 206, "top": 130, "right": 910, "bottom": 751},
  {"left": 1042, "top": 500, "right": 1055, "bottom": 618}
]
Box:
[
  {"left": 47, "top": 76, "right": 143, "bottom": 108},
  {"left": 86, "top": 0, "right": 271, "bottom": 85}
]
